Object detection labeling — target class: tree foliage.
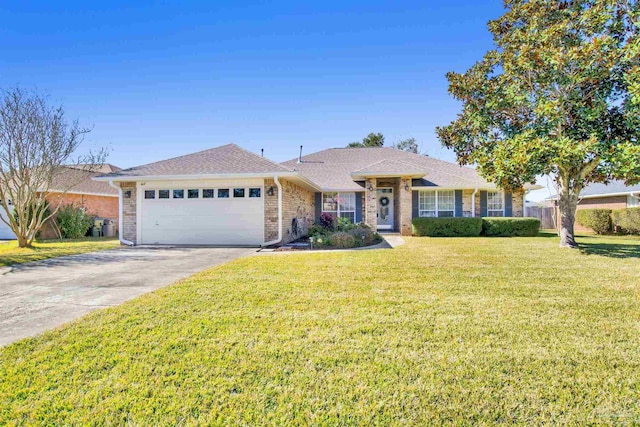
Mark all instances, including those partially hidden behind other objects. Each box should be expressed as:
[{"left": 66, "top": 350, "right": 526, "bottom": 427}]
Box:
[
  {"left": 347, "top": 132, "right": 385, "bottom": 147},
  {"left": 393, "top": 137, "right": 419, "bottom": 153},
  {"left": 0, "top": 87, "right": 106, "bottom": 247},
  {"left": 436, "top": 0, "right": 640, "bottom": 247}
]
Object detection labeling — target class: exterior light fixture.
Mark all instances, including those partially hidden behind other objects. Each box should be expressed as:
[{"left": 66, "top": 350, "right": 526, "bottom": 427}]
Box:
[
  {"left": 405, "top": 184, "right": 410, "bottom": 191},
  {"left": 267, "top": 186, "right": 275, "bottom": 196}
]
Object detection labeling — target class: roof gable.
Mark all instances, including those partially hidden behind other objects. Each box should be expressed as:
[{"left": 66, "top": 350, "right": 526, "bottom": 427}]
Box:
[
  {"left": 282, "top": 147, "right": 497, "bottom": 190},
  {"left": 99, "top": 144, "right": 292, "bottom": 179}
]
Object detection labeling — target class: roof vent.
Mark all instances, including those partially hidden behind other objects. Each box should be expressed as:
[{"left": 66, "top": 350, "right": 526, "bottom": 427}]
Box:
[{"left": 298, "top": 145, "right": 303, "bottom": 163}]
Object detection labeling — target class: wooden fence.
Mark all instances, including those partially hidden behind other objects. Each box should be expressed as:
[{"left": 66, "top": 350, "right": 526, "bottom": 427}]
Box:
[{"left": 527, "top": 206, "right": 557, "bottom": 230}]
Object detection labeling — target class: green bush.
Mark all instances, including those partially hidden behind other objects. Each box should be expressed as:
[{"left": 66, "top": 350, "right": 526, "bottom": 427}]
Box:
[
  {"left": 481, "top": 217, "right": 540, "bottom": 237},
  {"left": 612, "top": 208, "right": 640, "bottom": 234},
  {"left": 576, "top": 209, "right": 612, "bottom": 234},
  {"left": 331, "top": 232, "right": 356, "bottom": 249},
  {"left": 56, "top": 204, "right": 94, "bottom": 239},
  {"left": 412, "top": 217, "right": 483, "bottom": 237}
]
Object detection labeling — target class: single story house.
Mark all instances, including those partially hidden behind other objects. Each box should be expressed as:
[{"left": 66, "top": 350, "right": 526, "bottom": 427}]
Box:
[
  {"left": 547, "top": 180, "right": 640, "bottom": 232},
  {"left": 1, "top": 164, "right": 121, "bottom": 240},
  {"left": 95, "top": 144, "right": 539, "bottom": 246}
]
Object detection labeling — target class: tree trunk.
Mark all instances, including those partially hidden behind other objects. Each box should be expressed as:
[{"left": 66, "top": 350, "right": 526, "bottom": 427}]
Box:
[
  {"left": 16, "top": 233, "right": 29, "bottom": 248},
  {"left": 557, "top": 189, "right": 579, "bottom": 248}
]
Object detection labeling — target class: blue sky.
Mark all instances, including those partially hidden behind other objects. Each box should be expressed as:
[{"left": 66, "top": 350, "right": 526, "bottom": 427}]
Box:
[{"left": 0, "top": 1, "right": 553, "bottom": 199}]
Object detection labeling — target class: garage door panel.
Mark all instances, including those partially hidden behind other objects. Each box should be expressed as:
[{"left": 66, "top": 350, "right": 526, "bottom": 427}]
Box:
[{"left": 140, "top": 193, "right": 264, "bottom": 245}]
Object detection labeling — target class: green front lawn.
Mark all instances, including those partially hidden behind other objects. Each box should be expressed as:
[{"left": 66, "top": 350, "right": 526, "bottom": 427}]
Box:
[
  {"left": 1, "top": 234, "right": 639, "bottom": 425},
  {"left": 0, "top": 238, "right": 120, "bottom": 267}
]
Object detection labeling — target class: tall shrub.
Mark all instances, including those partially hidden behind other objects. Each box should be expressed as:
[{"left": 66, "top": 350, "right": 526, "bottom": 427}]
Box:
[
  {"left": 576, "top": 209, "right": 612, "bottom": 235},
  {"left": 56, "top": 204, "right": 94, "bottom": 239},
  {"left": 612, "top": 208, "right": 640, "bottom": 235}
]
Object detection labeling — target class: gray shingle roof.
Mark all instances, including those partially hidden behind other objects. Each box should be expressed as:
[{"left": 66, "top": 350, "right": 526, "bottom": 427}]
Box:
[
  {"left": 51, "top": 167, "right": 119, "bottom": 195},
  {"left": 580, "top": 180, "right": 640, "bottom": 197},
  {"left": 282, "top": 147, "right": 500, "bottom": 191},
  {"left": 99, "top": 144, "right": 292, "bottom": 179}
]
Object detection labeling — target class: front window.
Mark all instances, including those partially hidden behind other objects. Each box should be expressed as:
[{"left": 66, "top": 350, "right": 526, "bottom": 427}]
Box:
[
  {"left": 487, "top": 191, "right": 504, "bottom": 217},
  {"left": 419, "top": 190, "right": 455, "bottom": 217},
  {"left": 628, "top": 194, "right": 639, "bottom": 208},
  {"left": 322, "top": 192, "right": 356, "bottom": 222}
]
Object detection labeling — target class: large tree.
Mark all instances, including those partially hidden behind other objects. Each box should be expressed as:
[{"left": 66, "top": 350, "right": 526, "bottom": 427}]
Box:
[
  {"left": 436, "top": 0, "right": 640, "bottom": 248},
  {"left": 347, "top": 132, "right": 385, "bottom": 147},
  {"left": 0, "top": 87, "right": 106, "bottom": 247}
]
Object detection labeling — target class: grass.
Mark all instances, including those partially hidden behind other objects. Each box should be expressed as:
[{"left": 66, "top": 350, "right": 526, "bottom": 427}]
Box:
[
  {"left": 0, "top": 237, "right": 120, "bottom": 267},
  {"left": 1, "top": 234, "right": 639, "bottom": 425}
]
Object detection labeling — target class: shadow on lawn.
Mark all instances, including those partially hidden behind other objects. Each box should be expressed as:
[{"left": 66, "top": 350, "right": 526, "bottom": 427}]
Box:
[{"left": 579, "top": 241, "right": 640, "bottom": 259}]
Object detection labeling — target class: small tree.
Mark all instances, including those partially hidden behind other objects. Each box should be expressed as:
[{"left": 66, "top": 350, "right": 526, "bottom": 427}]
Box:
[
  {"left": 393, "top": 137, "right": 419, "bottom": 154},
  {"left": 436, "top": 0, "right": 640, "bottom": 248},
  {"left": 347, "top": 132, "right": 385, "bottom": 147},
  {"left": 0, "top": 87, "right": 107, "bottom": 247}
]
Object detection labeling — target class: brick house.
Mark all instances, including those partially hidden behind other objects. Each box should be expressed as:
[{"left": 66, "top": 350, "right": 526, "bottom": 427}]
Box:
[
  {"left": 38, "top": 165, "right": 121, "bottom": 239},
  {"left": 95, "top": 144, "right": 539, "bottom": 246},
  {"left": 549, "top": 181, "right": 640, "bottom": 232}
]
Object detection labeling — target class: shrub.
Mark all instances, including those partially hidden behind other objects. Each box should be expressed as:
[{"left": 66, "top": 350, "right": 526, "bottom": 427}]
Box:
[
  {"left": 481, "top": 217, "right": 540, "bottom": 237},
  {"left": 412, "top": 217, "right": 482, "bottom": 237},
  {"left": 348, "top": 226, "right": 376, "bottom": 245},
  {"left": 331, "top": 232, "right": 356, "bottom": 249},
  {"left": 576, "top": 209, "right": 612, "bottom": 234},
  {"left": 57, "top": 204, "right": 94, "bottom": 239},
  {"left": 612, "top": 208, "right": 640, "bottom": 234},
  {"left": 319, "top": 212, "right": 335, "bottom": 230},
  {"left": 336, "top": 216, "right": 356, "bottom": 232}
]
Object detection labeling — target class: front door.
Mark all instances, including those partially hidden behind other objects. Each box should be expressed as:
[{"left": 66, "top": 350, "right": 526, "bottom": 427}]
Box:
[{"left": 377, "top": 188, "right": 394, "bottom": 230}]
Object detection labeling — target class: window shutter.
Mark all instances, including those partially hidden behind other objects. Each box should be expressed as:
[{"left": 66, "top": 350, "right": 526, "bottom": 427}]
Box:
[
  {"left": 455, "top": 190, "right": 463, "bottom": 217},
  {"left": 480, "top": 191, "right": 488, "bottom": 217},
  {"left": 315, "top": 193, "right": 322, "bottom": 223},
  {"left": 412, "top": 191, "right": 419, "bottom": 219},
  {"left": 355, "top": 192, "right": 363, "bottom": 223},
  {"left": 505, "top": 192, "right": 513, "bottom": 217}
]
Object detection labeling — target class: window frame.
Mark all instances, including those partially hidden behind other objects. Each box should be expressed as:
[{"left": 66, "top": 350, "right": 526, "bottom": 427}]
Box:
[
  {"left": 173, "top": 189, "right": 185, "bottom": 199},
  {"left": 144, "top": 190, "right": 156, "bottom": 200},
  {"left": 418, "top": 190, "right": 456, "bottom": 218},
  {"left": 218, "top": 189, "right": 230, "bottom": 199},
  {"left": 322, "top": 192, "right": 356, "bottom": 222},
  {"left": 233, "top": 188, "right": 246, "bottom": 198},
  {"left": 187, "top": 189, "right": 200, "bottom": 199},
  {"left": 158, "top": 190, "right": 170, "bottom": 199},
  {"left": 487, "top": 191, "right": 504, "bottom": 217},
  {"left": 202, "top": 189, "right": 215, "bottom": 199}
]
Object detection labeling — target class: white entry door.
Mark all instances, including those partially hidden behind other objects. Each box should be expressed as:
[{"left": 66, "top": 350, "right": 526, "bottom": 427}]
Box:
[{"left": 377, "top": 188, "right": 394, "bottom": 230}]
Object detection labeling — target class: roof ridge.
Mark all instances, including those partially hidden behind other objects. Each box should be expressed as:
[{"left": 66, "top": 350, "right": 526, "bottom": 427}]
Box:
[
  {"left": 353, "top": 157, "right": 425, "bottom": 173},
  {"left": 232, "top": 144, "right": 294, "bottom": 172}
]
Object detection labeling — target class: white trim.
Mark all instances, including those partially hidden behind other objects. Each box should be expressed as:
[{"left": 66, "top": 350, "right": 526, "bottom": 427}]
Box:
[
  {"left": 136, "top": 182, "right": 143, "bottom": 245},
  {"left": 108, "top": 180, "right": 134, "bottom": 246},
  {"left": 579, "top": 191, "right": 640, "bottom": 199},
  {"left": 49, "top": 190, "right": 119, "bottom": 198}
]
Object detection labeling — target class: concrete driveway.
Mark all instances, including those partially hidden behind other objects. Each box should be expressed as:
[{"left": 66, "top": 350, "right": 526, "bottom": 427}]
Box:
[{"left": 0, "top": 246, "right": 256, "bottom": 346}]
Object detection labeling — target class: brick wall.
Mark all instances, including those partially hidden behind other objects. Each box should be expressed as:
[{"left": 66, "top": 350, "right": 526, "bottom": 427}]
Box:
[
  {"left": 463, "top": 190, "right": 475, "bottom": 217},
  {"left": 512, "top": 191, "right": 524, "bottom": 217},
  {"left": 281, "top": 179, "right": 315, "bottom": 244},
  {"left": 365, "top": 178, "right": 377, "bottom": 229},
  {"left": 40, "top": 192, "right": 119, "bottom": 239},
  {"left": 264, "top": 178, "right": 279, "bottom": 242},
  {"left": 120, "top": 182, "right": 137, "bottom": 244},
  {"left": 264, "top": 178, "right": 315, "bottom": 245},
  {"left": 399, "top": 177, "right": 412, "bottom": 236}
]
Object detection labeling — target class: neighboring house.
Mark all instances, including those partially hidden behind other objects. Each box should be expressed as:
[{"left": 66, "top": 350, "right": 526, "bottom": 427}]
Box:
[
  {"left": 547, "top": 180, "right": 640, "bottom": 232},
  {"left": 0, "top": 199, "right": 16, "bottom": 240},
  {"left": 96, "top": 144, "right": 539, "bottom": 246},
  {"left": 38, "top": 164, "right": 121, "bottom": 239}
]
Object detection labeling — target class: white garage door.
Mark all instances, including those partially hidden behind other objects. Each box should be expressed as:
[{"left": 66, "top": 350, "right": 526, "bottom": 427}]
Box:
[{"left": 140, "top": 180, "right": 265, "bottom": 246}]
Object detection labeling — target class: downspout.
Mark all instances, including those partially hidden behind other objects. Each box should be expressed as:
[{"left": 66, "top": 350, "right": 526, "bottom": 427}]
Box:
[
  {"left": 263, "top": 175, "right": 283, "bottom": 247},
  {"left": 471, "top": 188, "right": 478, "bottom": 217},
  {"left": 108, "top": 180, "right": 135, "bottom": 246}
]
